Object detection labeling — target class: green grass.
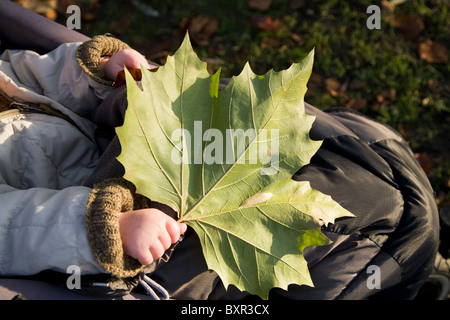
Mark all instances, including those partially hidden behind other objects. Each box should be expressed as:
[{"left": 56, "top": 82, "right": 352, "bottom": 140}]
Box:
[{"left": 76, "top": 0, "right": 449, "bottom": 207}]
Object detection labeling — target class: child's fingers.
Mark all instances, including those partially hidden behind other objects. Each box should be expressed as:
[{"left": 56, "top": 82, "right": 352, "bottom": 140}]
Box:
[
  {"left": 120, "top": 48, "right": 150, "bottom": 69},
  {"left": 158, "top": 232, "right": 172, "bottom": 251},
  {"left": 134, "top": 245, "right": 154, "bottom": 266},
  {"left": 149, "top": 242, "right": 165, "bottom": 262},
  {"left": 179, "top": 222, "right": 187, "bottom": 235},
  {"left": 103, "top": 49, "right": 151, "bottom": 81},
  {"left": 165, "top": 218, "right": 186, "bottom": 244}
]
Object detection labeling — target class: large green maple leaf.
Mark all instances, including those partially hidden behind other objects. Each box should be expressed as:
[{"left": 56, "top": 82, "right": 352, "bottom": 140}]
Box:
[{"left": 116, "top": 34, "right": 353, "bottom": 299}]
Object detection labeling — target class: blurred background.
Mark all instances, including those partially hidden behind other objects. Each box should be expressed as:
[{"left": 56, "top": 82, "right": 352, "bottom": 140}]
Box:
[{"left": 12, "top": 0, "right": 450, "bottom": 209}]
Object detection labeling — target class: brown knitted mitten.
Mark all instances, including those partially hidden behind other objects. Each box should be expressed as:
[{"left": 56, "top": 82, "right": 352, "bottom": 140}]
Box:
[
  {"left": 76, "top": 34, "right": 130, "bottom": 86},
  {"left": 85, "top": 177, "right": 149, "bottom": 278}
]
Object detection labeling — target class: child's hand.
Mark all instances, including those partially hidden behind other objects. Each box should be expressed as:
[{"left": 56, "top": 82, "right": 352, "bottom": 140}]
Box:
[
  {"left": 118, "top": 208, "right": 187, "bottom": 266},
  {"left": 100, "top": 48, "right": 155, "bottom": 82}
]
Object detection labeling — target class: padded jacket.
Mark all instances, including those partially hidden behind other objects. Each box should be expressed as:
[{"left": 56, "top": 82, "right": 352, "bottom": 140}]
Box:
[
  {"left": 0, "top": 43, "right": 110, "bottom": 276},
  {"left": 287, "top": 104, "right": 440, "bottom": 299}
]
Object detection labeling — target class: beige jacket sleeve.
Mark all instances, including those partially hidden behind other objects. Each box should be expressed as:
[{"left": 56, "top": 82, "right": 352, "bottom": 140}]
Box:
[{"left": 0, "top": 36, "right": 129, "bottom": 277}]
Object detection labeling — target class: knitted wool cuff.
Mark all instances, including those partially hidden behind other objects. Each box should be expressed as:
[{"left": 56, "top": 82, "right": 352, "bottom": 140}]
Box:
[
  {"left": 76, "top": 34, "right": 130, "bottom": 86},
  {"left": 85, "top": 177, "right": 149, "bottom": 278}
]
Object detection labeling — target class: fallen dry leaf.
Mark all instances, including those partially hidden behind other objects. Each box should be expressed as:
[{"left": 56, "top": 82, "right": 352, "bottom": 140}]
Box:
[
  {"left": 426, "top": 78, "right": 450, "bottom": 94},
  {"left": 415, "top": 152, "right": 431, "bottom": 175},
  {"left": 248, "top": 0, "right": 272, "bottom": 11},
  {"left": 15, "top": 0, "right": 58, "bottom": 20},
  {"left": 325, "top": 77, "right": 344, "bottom": 97},
  {"left": 251, "top": 15, "right": 283, "bottom": 32},
  {"left": 260, "top": 37, "right": 280, "bottom": 49},
  {"left": 290, "top": 0, "right": 306, "bottom": 10},
  {"left": 348, "top": 78, "right": 365, "bottom": 91},
  {"left": 180, "top": 15, "right": 219, "bottom": 45},
  {"left": 419, "top": 40, "right": 448, "bottom": 64},
  {"left": 376, "top": 88, "right": 397, "bottom": 103},
  {"left": 381, "top": 0, "right": 395, "bottom": 13},
  {"left": 291, "top": 33, "right": 304, "bottom": 43},
  {"left": 389, "top": 13, "right": 425, "bottom": 40},
  {"left": 345, "top": 99, "right": 367, "bottom": 111}
]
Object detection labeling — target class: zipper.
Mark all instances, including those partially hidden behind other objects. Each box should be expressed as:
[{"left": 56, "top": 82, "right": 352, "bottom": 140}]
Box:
[
  {"left": 0, "top": 89, "right": 36, "bottom": 113},
  {"left": 0, "top": 88, "right": 68, "bottom": 122},
  {"left": 0, "top": 101, "right": 48, "bottom": 121},
  {"left": 13, "top": 101, "right": 44, "bottom": 113},
  {"left": 0, "top": 89, "right": 23, "bottom": 120},
  {"left": 0, "top": 89, "right": 90, "bottom": 139}
]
